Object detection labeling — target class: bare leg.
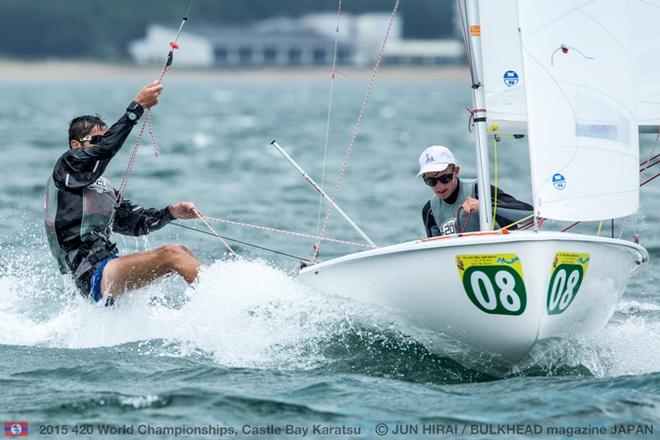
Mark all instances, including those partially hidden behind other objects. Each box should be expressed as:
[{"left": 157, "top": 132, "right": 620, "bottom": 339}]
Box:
[{"left": 101, "top": 245, "right": 201, "bottom": 297}]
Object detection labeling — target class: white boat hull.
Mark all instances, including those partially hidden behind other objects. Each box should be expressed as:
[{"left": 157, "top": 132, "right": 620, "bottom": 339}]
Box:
[{"left": 298, "top": 231, "right": 648, "bottom": 371}]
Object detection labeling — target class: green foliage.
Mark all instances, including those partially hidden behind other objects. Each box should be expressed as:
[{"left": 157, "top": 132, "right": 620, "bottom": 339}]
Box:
[{"left": 0, "top": 0, "right": 454, "bottom": 59}]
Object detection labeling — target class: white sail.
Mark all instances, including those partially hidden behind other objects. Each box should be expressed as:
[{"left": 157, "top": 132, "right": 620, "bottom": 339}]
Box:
[
  {"left": 629, "top": 0, "right": 660, "bottom": 129},
  {"left": 480, "top": 0, "right": 660, "bottom": 133},
  {"left": 518, "top": 0, "right": 639, "bottom": 221},
  {"left": 479, "top": 0, "right": 526, "bottom": 134}
]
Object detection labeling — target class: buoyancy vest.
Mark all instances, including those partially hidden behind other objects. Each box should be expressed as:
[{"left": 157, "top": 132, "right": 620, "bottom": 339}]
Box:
[
  {"left": 44, "top": 176, "right": 117, "bottom": 277},
  {"left": 44, "top": 176, "right": 68, "bottom": 274},
  {"left": 429, "top": 178, "right": 500, "bottom": 235}
]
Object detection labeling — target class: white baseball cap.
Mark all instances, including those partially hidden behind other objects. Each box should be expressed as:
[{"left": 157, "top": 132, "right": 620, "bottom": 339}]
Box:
[{"left": 416, "top": 145, "right": 456, "bottom": 176}]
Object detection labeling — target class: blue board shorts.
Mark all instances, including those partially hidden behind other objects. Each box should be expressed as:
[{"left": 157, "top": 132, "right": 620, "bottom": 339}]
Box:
[{"left": 90, "top": 254, "right": 118, "bottom": 305}]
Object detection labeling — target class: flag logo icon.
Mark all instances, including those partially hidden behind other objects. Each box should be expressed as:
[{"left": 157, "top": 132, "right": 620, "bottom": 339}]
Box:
[{"left": 4, "top": 422, "right": 28, "bottom": 437}]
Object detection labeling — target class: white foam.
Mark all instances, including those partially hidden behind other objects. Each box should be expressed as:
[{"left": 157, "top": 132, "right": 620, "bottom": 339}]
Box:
[
  {"left": 580, "top": 317, "right": 660, "bottom": 376},
  {"left": 617, "top": 299, "right": 660, "bottom": 313},
  {"left": 119, "top": 394, "right": 161, "bottom": 409},
  {"left": 0, "top": 259, "right": 356, "bottom": 370},
  {"left": 2, "top": 255, "right": 659, "bottom": 376},
  {"left": 520, "top": 311, "right": 660, "bottom": 377}
]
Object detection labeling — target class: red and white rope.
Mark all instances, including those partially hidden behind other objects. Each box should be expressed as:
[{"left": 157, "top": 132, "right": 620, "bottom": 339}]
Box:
[
  {"left": 202, "top": 215, "right": 374, "bottom": 249},
  {"left": 193, "top": 209, "right": 238, "bottom": 258},
  {"left": 115, "top": 1, "right": 192, "bottom": 202},
  {"left": 316, "top": 0, "right": 343, "bottom": 237},
  {"left": 313, "top": 0, "right": 400, "bottom": 263}
]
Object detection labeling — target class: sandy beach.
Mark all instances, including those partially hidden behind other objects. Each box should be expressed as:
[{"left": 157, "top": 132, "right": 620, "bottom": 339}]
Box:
[{"left": 0, "top": 59, "right": 469, "bottom": 83}]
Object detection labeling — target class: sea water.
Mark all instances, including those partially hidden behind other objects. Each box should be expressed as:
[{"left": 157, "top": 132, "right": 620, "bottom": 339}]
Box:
[{"left": 1, "top": 73, "right": 658, "bottom": 439}]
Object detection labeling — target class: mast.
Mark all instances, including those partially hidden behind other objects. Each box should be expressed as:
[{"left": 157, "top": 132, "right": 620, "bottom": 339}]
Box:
[{"left": 465, "top": 0, "right": 494, "bottom": 231}]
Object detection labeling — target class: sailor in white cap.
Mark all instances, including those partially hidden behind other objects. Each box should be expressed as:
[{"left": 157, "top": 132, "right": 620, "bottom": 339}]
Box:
[{"left": 418, "top": 145, "right": 532, "bottom": 237}]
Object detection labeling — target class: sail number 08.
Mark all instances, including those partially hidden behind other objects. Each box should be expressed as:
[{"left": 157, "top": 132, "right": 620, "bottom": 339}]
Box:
[
  {"left": 462, "top": 266, "right": 527, "bottom": 315},
  {"left": 547, "top": 266, "right": 584, "bottom": 315}
]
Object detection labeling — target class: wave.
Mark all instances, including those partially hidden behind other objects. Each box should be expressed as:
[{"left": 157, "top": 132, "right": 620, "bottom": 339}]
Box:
[{"left": 1, "top": 244, "right": 659, "bottom": 382}]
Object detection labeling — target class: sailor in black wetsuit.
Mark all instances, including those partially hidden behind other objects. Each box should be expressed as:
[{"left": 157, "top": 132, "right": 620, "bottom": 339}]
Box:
[
  {"left": 45, "top": 81, "right": 202, "bottom": 304},
  {"left": 417, "top": 145, "right": 533, "bottom": 237}
]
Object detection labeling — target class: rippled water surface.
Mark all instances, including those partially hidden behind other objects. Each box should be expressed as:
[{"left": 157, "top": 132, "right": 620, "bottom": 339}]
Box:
[{"left": 1, "top": 72, "right": 659, "bottom": 439}]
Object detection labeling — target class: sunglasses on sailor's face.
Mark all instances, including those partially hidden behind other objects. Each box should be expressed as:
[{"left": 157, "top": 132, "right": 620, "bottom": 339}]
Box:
[
  {"left": 424, "top": 171, "right": 454, "bottom": 186},
  {"left": 79, "top": 135, "right": 104, "bottom": 145}
]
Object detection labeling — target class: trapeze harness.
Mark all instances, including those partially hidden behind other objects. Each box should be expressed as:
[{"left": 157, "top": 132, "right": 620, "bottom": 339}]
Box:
[{"left": 429, "top": 178, "right": 482, "bottom": 235}]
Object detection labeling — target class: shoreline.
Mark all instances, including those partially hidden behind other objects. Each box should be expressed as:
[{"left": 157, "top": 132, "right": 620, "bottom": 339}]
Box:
[{"left": 0, "top": 60, "right": 469, "bottom": 82}]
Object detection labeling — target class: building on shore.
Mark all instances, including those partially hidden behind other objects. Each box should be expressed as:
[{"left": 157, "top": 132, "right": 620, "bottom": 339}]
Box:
[{"left": 129, "top": 13, "right": 463, "bottom": 68}]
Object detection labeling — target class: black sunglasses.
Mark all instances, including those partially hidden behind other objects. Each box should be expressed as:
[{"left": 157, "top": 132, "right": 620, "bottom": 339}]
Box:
[
  {"left": 424, "top": 171, "right": 454, "bottom": 186},
  {"left": 79, "top": 134, "right": 104, "bottom": 145}
]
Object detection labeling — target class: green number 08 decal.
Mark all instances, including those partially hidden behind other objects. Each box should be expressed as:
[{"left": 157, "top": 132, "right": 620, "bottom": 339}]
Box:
[
  {"left": 456, "top": 254, "right": 527, "bottom": 316},
  {"left": 546, "top": 252, "right": 589, "bottom": 315}
]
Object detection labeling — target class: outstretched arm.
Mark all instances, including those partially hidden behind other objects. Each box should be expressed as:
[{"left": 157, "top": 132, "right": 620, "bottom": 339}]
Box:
[
  {"left": 52, "top": 82, "right": 163, "bottom": 189},
  {"left": 112, "top": 198, "right": 173, "bottom": 237},
  {"left": 112, "top": 200, "right": 199, "bottom": 236}
]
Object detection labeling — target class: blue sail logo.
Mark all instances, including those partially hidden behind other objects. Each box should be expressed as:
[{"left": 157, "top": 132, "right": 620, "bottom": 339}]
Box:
[
  {"left": 552, "top": 173, "right": 566, "bottom": 190},
  {"left": 503, "top": 70, "right": 519, "bottom": 87}
]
